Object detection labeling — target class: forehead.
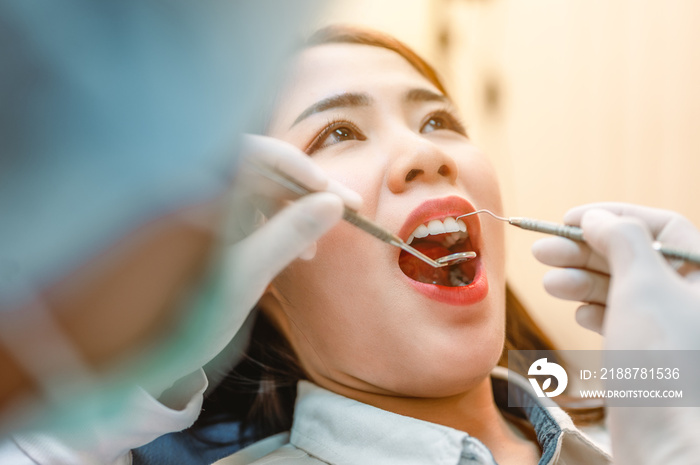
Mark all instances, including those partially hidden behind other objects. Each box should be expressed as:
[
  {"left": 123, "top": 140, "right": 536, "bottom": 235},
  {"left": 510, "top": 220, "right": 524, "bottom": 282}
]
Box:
[{"left": 271, "top": 43, "right": 441, "bottom": 130}]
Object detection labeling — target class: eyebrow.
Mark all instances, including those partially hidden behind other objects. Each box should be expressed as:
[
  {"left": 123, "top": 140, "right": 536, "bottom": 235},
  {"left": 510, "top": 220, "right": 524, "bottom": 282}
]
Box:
[
  {"left": 291, "top": 93, "right": 372, "bottom": 127},
  {"left": 289, "top": 88, "right": 449, "bottom": 128},
  {"left": 404, "top": 88, "right": 449, "bottom": 104}
]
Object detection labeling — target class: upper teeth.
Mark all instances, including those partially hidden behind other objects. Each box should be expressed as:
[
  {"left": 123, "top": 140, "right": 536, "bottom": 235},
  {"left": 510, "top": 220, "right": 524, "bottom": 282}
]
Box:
[{"left": 407, "top": 216, "right": 468, "bottom": 245}]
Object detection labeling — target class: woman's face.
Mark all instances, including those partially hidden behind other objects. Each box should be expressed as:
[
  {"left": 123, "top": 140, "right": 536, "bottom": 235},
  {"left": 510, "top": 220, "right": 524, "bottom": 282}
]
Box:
[{"left": 265, "top": 43, "right": 506, "bottom": 398}]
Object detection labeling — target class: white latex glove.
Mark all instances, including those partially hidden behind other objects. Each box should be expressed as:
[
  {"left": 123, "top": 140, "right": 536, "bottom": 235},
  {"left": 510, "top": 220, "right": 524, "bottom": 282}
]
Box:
[
  {"left": 133, "top": 134, "right": 361, "bottom": 399},
  {"left": 3, "top": 370, "right": 208, "bottom": 465},
  {"left": 531, "top": 202, "right": 700, "bottom": 349},
  {"left": 184, "top": 135, "right": 361, "bottom": 379},
  {"left": 223, "top": 133, "right": 361, "bottom": 328},
  {"left": 532, "top": 202, "right": 700, "bottom": 465}
]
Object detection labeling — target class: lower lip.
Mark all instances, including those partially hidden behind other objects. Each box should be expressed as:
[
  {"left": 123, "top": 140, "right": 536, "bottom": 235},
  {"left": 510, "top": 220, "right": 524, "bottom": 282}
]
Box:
[{"left": 400, "top": 260, "right": 488, "bottom": 306}]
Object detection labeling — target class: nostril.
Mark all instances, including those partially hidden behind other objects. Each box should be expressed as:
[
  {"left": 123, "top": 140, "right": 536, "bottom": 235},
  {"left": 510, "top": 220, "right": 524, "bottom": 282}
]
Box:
[
  {"left": 405, "top": 169, "right": 422, "bottom": 182},
  {"left": 438, "top": 165, "right": 451, "bottom": 177}
]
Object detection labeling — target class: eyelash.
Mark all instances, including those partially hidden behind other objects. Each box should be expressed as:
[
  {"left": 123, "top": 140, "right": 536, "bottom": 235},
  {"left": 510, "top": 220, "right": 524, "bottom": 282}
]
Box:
[
  {"left": 305, "top": 118, "right": 363, "bottom": 154},
  {"left": 304, "top": 108, "right": 468, "bottom": 155},
  {"left": 422, "top": 109, "right": 469, "bottom": 137}
]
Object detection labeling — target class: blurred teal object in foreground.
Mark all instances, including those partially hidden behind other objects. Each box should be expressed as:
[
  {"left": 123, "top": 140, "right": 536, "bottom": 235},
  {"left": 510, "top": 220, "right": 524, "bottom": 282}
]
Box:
[
  {"left": 0, "top": 0, "right": 317, "bottom": 432},
  {"left": 0, "top": 0, "right": 312, "bottom": 308}
]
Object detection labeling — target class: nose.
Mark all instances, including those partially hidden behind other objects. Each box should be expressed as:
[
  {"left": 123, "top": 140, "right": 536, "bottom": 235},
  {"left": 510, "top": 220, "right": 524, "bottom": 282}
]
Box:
[{"left": 386, "top": 140, "right": 458, "bottom": 194}]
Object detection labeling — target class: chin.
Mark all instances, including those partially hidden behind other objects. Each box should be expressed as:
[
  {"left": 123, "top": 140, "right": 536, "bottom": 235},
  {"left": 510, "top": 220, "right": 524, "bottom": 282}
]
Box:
[
  {"left": 396, "top": 368, "right": 496, "bottom": 398},
  {"left": 387, "top": 341, "right": 505, "bottom": 398}
]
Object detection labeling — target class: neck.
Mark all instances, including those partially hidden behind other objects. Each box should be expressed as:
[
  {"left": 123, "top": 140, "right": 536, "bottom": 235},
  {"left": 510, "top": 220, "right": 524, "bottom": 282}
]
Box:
[{"left": 314, "top": 375, "right": 531, "bottom": 462}]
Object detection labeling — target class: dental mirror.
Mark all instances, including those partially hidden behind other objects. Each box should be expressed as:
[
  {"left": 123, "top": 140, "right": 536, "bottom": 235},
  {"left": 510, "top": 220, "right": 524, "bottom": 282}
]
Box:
[
  {"left": 396, "top": 242, "right": 477, "bottom": 268},
  {"left": 434, "top": 251, "right": 477, "bottom": 266}
]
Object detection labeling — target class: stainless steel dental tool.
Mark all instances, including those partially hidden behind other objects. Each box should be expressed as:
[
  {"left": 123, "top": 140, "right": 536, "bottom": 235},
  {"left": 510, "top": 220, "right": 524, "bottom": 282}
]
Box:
[
  {"left": 244, "top": 160, "right": 476, "bottom": 268},
  {"left": 457, "top": 209, "right": 700, "bottom": 266}
]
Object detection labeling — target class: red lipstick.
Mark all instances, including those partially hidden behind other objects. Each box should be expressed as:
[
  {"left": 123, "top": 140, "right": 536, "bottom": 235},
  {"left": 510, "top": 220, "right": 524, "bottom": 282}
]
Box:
[{"left": 397, "top": 196, "right": 488, "bottom": 306}]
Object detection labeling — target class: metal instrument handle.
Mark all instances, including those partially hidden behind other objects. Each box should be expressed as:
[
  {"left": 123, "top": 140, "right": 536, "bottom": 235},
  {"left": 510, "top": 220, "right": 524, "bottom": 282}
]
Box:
[
  {"left": 343, "top": 208, "right": 402, "bottom": 244},
  {"left": 653, "top": 242, "right": 700, "bottom": 266},
  {"left": 510, "top": 217, "right": 585, "bottom": 242}
]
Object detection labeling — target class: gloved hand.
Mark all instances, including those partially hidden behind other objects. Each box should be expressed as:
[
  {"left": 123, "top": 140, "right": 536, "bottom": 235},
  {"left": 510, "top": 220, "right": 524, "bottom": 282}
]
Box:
[
  {"left": 532, "top": 203, "right": 700, "bottom": 465},
  {"left": 4, "top": 135, "right": 354, "bottom": 465},
  {"left": 532, "top": 202, "right": 700, "bottom": 350},
  {"left": 225, "top": 134, "right": 362, "bottom": 320},
  {"left": 142, "top": 134, "right": 362, "bottom": 398}
]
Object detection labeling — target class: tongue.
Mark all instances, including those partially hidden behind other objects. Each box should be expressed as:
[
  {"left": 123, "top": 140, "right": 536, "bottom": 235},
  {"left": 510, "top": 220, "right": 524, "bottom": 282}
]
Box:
[{"left": 399, "top": 242, "right": 452, "bottom": 285}]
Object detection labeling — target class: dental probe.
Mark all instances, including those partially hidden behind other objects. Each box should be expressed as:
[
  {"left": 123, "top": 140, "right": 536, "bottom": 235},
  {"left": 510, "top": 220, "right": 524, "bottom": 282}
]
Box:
[
  {"left": 457, "top": 209, "right": 700, "bottom": 266},
  {"left": 244, "top": 160, "right": 476, "bottom": 268}
]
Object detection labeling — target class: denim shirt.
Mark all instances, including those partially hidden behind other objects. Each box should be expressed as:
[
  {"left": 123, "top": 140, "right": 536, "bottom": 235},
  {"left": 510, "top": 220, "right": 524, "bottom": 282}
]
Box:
[{"left": 217, "top": 367, "right": 611, "bottom": 465}]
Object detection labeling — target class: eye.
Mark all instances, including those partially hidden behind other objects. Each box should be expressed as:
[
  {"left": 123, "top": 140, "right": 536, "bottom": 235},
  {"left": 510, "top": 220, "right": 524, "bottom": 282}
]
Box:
[
  {"left": 421, "top": 110, "right": 468, "bottom": 137},
  {"left": 306, "top": 120, "right": 366, "bottom": 154}
]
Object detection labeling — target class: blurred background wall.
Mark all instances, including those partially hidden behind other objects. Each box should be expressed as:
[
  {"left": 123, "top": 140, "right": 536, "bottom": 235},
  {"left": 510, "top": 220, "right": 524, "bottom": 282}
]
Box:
[{"left": 315, "top": 0, "right": 700, "bottom": 350}]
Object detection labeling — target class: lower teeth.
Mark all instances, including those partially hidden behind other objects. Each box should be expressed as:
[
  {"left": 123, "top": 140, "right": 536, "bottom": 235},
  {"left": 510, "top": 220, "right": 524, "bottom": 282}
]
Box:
[{"left": 449, "top": 267, "right": 472, "bottom": 287}]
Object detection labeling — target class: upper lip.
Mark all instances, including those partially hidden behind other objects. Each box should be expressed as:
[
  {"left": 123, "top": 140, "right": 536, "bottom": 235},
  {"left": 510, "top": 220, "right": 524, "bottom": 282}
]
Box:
[{"left": 398, "top": 196, "right": 482, "bottom": 251}]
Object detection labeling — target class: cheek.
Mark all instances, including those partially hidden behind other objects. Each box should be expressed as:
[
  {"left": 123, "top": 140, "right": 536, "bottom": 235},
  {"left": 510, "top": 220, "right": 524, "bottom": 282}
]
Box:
[
  {"left": 460, "top": 155, "right": 503, "bottom": 213},
  {"left": 313, "top": 151, "right": 386, "bottom": 213},
  {"left": 457, "top": 154, "right": 506, "bottom": 267},
  {"left": 271, "top": 223, "right": 391, "bottom": 373}
]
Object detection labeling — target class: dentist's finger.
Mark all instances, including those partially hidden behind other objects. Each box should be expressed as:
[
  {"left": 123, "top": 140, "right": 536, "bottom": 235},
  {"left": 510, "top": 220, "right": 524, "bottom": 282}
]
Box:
[
  {"left": 326, "top": 178, "right": 363, "bottom": 211},
  {"left": 563, "top": 202, "right": 697, "bottom": 245},
  {"left": 216, "top": 194, "right": 344, "bottom": 363},
  {"left": 542, "top": 268, "right": 610, "bottom": 305},
  {"left": 241, "top": 134, "right": 362, "bottom": 210},
  {"left": 532, "top": 236, "right": 610, "bottom": 275},
  {"left": 575, "top": 304, "right": 605, "bottom": 334},
  {"left": 298, "top": 241, "right": 318, "bottom": 261},
  {"left": 241, "top": 134, "right": 327, "bottom": 189},
  {"left": 580, "top": 209, "right": 669, "bottom": 280},
  {"left": 230, "top": 192, "right": 344, "bottom": 286}
]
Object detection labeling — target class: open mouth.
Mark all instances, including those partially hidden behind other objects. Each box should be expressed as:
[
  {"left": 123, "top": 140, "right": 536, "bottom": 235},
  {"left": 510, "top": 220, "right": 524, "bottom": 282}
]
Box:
[{"left": 398, "top": 216, "right": 478, "bottom": 287}]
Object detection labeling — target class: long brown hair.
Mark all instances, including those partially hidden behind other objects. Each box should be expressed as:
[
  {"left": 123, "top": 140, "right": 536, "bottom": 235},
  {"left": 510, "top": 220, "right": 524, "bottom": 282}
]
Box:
[{"left": 193, "top": 25, "right": 600, "bottom": 447}]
